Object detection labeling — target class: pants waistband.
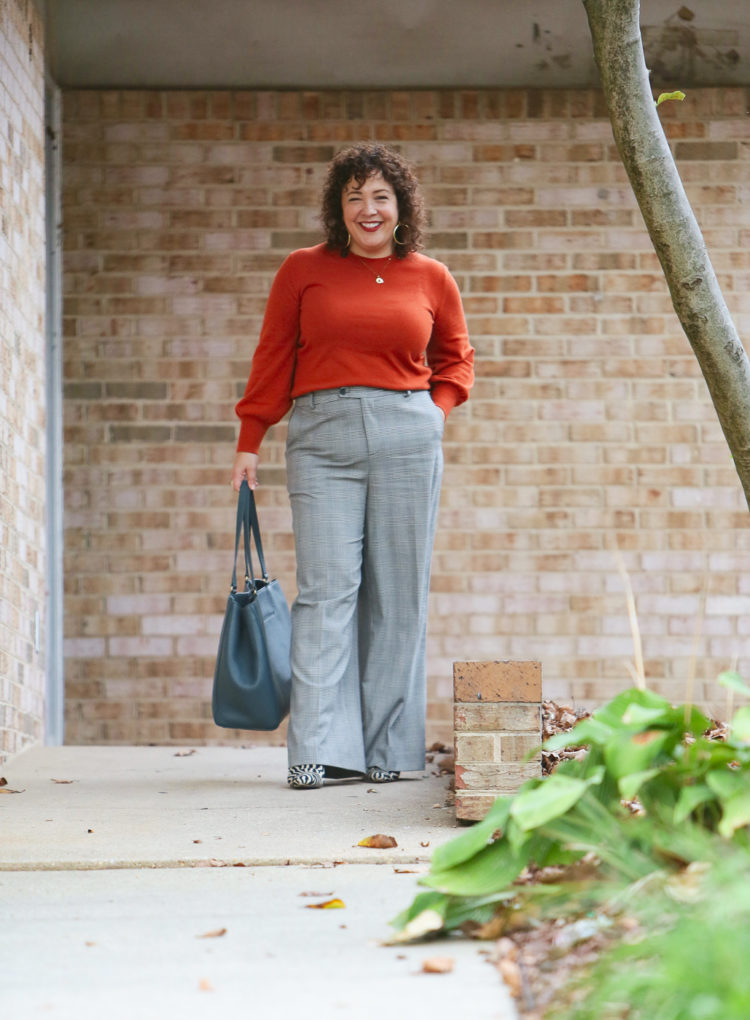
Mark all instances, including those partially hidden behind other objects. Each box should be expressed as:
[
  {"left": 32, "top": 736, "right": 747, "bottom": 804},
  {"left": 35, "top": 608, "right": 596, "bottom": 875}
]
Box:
[{"left": 294, "top": 386, "right": 425, "bottom": 407}]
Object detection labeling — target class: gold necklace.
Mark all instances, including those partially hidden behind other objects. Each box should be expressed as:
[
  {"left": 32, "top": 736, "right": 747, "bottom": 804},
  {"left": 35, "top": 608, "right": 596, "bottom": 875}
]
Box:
[{"left": 352, "top": 253, "right": 392, "bottom": 284}]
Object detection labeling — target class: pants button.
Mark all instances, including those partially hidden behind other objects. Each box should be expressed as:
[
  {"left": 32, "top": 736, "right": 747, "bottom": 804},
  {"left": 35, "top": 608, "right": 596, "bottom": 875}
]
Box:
[{"left": 339, "top": 387, "right": 348, "bottom": 395}]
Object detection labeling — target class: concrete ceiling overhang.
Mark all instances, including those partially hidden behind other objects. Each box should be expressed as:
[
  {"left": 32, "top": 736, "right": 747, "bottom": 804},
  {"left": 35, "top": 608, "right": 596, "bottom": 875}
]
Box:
[{"left": 42, "top": 0, "right": 750, "bottom": 90}]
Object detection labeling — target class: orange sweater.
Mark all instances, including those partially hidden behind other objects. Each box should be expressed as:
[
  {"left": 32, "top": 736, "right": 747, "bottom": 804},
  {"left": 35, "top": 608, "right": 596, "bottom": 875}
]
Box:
[{"left": 235, "top": 244, "right": 474, "bottom": 453}]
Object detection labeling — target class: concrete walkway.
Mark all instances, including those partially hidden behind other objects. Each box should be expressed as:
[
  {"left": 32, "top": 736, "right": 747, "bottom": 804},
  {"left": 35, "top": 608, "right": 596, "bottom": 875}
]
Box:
[{"left": 1, "top": 745, "right": 517, "bottom": 1020}]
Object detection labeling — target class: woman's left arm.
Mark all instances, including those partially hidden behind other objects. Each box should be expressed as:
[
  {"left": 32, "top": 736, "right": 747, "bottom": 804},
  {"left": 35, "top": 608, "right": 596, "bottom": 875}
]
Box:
[{"left": 426, "top": 266, "right": 475, "bottom": 420}]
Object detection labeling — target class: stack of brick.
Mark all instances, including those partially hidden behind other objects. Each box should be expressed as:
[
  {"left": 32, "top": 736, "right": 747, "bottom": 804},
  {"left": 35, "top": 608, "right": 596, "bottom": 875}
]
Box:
[{"left": 454, "top": 660, "right": 542, "bottom": 822}]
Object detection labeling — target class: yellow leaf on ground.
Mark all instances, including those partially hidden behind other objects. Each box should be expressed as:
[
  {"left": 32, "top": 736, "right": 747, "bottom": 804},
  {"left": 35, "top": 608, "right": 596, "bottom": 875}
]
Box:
[
  {"left": 305, "top": 898, "right": 345, "bottom": 910},
  {"left": 196, "top": 928, "right": 227, "bottom": 939}
]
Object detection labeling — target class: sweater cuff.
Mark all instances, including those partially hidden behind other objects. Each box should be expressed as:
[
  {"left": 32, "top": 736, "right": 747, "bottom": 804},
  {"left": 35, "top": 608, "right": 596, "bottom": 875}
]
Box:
[
  {"left": 236, "top": 418, "right": 266, "bottom": 454},
  {"left": 430, "top": 382, "right": 461, "bottom": 419}
]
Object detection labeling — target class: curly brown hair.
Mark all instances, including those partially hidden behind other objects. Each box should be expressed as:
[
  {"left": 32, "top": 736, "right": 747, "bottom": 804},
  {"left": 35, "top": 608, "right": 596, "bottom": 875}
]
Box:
[{"left": 320, "top": 143, "right": 425, "bottom": 259}]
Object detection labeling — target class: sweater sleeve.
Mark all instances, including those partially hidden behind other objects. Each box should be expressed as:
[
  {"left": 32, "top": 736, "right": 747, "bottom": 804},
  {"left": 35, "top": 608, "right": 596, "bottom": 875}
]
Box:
[
  {"left": 234, "top": 254, "right": 301, "bottom": 453},
  {"left": 426, "top": 264, "right": 474, "bottom": 418}
]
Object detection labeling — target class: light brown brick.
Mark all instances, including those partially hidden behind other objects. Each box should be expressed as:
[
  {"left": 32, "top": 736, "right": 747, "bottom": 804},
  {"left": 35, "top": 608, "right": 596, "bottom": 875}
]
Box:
[
  {"left": 454, "top": 703, "right": 541, "bottom": 733},
  {"left": 455, "top": 762, "right": 542, "bottom": 791},
  {"left": 455, "top": 794, "right": 500, "bottom": 822},
  {"left": 455, "top": 733, "right": 497, "bottom": 762},
  {"left": 499, "top": 734, "right": 543, "bottom": 763},
  {"left": 454, "top": 661, "right": 542, "bottom": 703}
]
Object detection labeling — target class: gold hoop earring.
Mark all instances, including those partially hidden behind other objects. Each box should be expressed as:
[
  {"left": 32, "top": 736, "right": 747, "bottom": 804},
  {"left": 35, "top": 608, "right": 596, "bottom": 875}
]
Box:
[
  {"left": 345, "top": 232, "right": 351, "bottom": 248},
  {"left": 393, "top": 223, "right": 408, "bottom": 246}
]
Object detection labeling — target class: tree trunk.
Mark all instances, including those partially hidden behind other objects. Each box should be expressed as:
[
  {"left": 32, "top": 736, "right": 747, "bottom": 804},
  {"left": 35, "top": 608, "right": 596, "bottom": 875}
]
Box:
[{"left": 583, "top": 0, "right": 750, "bottom": 510}]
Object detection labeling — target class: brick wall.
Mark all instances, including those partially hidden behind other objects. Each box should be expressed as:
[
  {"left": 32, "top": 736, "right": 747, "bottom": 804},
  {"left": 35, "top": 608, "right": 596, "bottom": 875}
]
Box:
[
  {"left": 0, "top": 0, "right": 47, "bottom": 761},
  {"left": 61, "top": 86, "right": 750, "bottom": 747}
]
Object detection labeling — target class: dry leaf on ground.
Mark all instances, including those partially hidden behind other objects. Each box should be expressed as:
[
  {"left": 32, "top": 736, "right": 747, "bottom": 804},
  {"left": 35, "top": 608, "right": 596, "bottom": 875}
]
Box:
[
  {"left": 174, "top": 749, "right": 197, "bottom": 757},
  {"left": 305, "top": 898, "right": 345, "bottom": 910},
  {"left": 358, "top": 834, "right": 397, "bottom": 849},
  {"left": 421, "top": 956, "right": 454, "bottom": 974},
  {"left": 299, "top": 891, "right": 334, "bottom": 898},
  {"left": 51, "top": 779, "right": 74, "bottom": 784},
  {"left": 198, "top": 978, "right": 214, "bottom": 992},
  {"left": 196, "top": 928, "right": 227, "bottom": 939}
]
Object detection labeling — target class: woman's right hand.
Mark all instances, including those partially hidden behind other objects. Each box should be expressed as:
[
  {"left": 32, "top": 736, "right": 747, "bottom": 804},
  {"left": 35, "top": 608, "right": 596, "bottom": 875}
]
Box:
[{"left": 231, "top": 451, "right": 260, "bottom": 491}]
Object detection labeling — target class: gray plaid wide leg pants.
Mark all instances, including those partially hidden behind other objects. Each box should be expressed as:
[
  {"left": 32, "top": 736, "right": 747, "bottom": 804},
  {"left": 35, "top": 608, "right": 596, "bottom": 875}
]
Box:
[{"left": 285, "top": 387, "right": 444, "bottom": 774}]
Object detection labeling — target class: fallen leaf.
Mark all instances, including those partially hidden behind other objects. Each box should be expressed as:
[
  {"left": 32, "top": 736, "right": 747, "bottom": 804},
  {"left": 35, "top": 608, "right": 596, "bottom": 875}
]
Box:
[
  {"left": 393, "top": 868, "right": 417, "bottom": 874},
  {"left": 198, "top": 978, "right": 213, "bottom": 992},
  {"left": 87, "top": 828, "right": 94, "bottom": 833},
  {"left": 422, "top": 956, "right": 454, "bottom": 974},
  {"left": 196, "top": 928, "right": 227, "bottom": 939},
  {"left": 193, "top": 839, "right": 202, "bottom": 844},
  {"left": 498, "top": 957, "right": 522, "bottom": 998},
  {"left": 0, "top": 777, "right": 6, "bottom": 786},
  {"left": 358, "top": 834, "right": 397, "bottom": 849},
  {"left": 51, "top": 779, "right": 75, "bottom": 784},
  {"left": 388, "top": 908, "right": 445, "bottom": 944},
  {"left": 84, "top": 941, "right": 96, "bottom": 947},
  {"left": 0, "top": 787, "right": 24, "bottom": 794},
  {"left": 305, "top": 898, "right": 345, "bottom": 910},
  {"left": 299, "top": 891, "right": 334, "bottom": 898},
  {"left": 420, "top": 841, "right": 430, "bottom": 848},
  {"left": 174, "top": 749, "right": 197, "bottom": 757}
]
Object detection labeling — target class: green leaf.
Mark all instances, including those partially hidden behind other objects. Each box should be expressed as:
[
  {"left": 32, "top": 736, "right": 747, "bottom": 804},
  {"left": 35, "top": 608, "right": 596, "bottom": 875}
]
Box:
[
  {"left": 673, "top": 784, "right": 716, "bottom": 825},
  {"left": 718, "top": 790, "right": 750, "bottom": 838},
  {"left": 510, "top": 773, "right": 595, "bottom": 831},
  {"left": 390, "top": 890, "right": 448, "bottom": 931},
  {"left": 422, "top": 838, "right": 529, "bottom": 896},
  {"left": 706, "top": 769, "right": 745, "bottom": 801},
  {"left": 594, "top": 688, "right": 671, "bottom": 727},
  {"left": 543, "top": 716, "right": 613, "bottom": 751},
  {"left": 621, "top": 703, "right": 672, "bottom": 727},
  {"left": 718, "top": 671, "right": 750, "bottom": 698},
  {"left": 618, "top": 768, "right": 661, "bottom": 801},
  {"left": 431, "top": 795, "right": 512, "bottom": 873},
  {"left": 603, "top": 729, "right": 671, "bottom": 780},
  {"left": 656, "top": 90, "right": 686, "bottom": 106},
  {"left": 731, "top": 705, "right": 750, "bottom": 742}
]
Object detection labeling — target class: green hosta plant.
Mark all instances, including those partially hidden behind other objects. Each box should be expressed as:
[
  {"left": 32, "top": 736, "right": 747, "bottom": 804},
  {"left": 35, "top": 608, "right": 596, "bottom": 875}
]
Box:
[{"left": 392, "top": 681, "right": 750, "bottom": 942}]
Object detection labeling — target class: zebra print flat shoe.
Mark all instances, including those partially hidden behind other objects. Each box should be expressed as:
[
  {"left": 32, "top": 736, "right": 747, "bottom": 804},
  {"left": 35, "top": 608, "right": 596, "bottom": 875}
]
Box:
[
  {"left": 287, "top": 764, "right": 325, "bottom": 789},
  {"left": 366, "top": 766, "right": 400, "bottom": 783}
]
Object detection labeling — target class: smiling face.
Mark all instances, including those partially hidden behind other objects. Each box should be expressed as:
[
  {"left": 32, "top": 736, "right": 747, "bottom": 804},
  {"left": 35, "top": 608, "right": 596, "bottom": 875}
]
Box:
[{"left": 342, "top": 172, "right": 399, "bottom": 258}]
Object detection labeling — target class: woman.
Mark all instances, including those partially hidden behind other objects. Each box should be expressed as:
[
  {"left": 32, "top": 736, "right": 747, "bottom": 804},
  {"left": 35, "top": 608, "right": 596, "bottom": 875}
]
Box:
[{"left": 231, "top": 143, "right": 474, "bottom": 790}]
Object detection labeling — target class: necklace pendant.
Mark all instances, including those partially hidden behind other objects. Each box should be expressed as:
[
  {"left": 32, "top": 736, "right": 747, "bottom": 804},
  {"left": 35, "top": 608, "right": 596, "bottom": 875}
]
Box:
[{"left": 375, "top": 275, "right": 384, "bottom": 284}]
